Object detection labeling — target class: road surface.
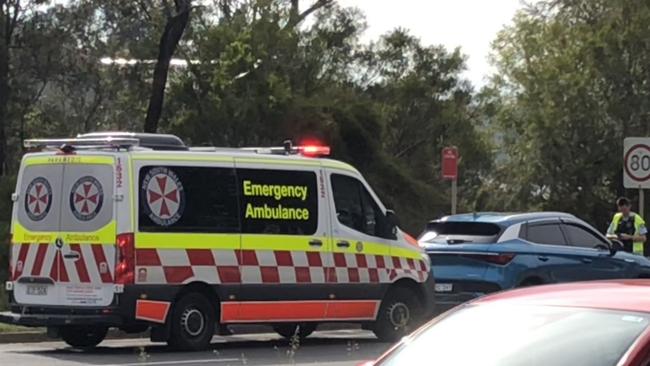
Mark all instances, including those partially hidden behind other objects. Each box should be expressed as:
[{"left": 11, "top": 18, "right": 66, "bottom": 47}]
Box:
[{"left": 0, "top": 329, "right": 390, "bottom": 366}]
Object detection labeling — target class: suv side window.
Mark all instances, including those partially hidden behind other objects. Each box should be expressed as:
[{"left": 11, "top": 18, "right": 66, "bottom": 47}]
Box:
[
  {"left": 525, "top": 223, "right": 567, "bottom": 245},
  {"left": 562, "top": 223, "right": 608, "bottom": 248},
  {"left": 331, "top": 174, "right": 390, "bottom": 239}
]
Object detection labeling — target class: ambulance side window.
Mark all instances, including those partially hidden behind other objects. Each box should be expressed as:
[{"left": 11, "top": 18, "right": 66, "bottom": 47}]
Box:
[
  {"left": 331, "top": 174, "right": 389, "bottom": 239},
  {"left": 237, "top": 169, "right": 318, "bottom": 235},
  {"left": 138, "top": 166, "right": 240, "bottom": 233}
]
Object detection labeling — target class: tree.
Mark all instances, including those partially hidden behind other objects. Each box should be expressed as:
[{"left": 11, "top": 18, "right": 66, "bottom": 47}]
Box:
[
  {"left": 486, "top": 0, "right": 650, "bottom": 228},
  {"left": 0, "top": 0, "right": 22, "bottom": 175},
  {"left": 144, "top": 0, "right": 192, "bottom": 133}
]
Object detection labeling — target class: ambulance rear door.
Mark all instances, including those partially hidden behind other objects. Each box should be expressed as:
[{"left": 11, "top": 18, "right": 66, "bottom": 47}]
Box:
[{"left": 12, "top": 154, "right": 117, "bottom": 308}]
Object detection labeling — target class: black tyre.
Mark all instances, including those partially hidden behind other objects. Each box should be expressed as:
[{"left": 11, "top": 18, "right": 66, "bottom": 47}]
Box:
[
  {"left": 372, "top": 287, "right": 422, "bottom": 342},
  {"left": 168, "top": 292, "right": 216, "bottom": 351},
  {"left": 273, "top": 323, "right": 317, "bottom": 340},
  {"left": 60, "top": 325, "right": 108, "bottom": 349}
]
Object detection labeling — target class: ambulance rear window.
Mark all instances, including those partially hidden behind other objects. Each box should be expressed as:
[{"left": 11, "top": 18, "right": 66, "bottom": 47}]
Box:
[
  {"left": 17, "top": 165, "right": 62, "bottom": 232},
  {"left": 138, "top": 166, "right": 240, "bottom": 233},
  {"left": 18, "top": 163, "right": 114, "bottom": 233}
]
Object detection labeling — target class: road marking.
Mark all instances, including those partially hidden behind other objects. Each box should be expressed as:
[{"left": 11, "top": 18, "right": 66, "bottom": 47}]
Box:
[{"left": 110, "top": 359, "right": 240, "bottom": 366}]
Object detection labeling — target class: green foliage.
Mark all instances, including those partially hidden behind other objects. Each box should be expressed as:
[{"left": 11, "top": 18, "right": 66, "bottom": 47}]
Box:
[
  {"left": 0, "top": 2, "right": 488, "bottom": 282},
  {"left": 484, "top": 0, "right": 650, "bottom": 228}
]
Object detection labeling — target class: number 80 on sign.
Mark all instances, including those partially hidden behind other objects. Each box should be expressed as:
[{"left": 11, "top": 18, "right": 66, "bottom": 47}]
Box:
[{"left": 624, "top": 138, "right": 650, "bottom": 189}]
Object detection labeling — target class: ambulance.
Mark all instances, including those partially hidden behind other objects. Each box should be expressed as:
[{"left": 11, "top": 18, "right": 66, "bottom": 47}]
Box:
[{"left": 0, "top": 132, "right": 434, "bottom": 350}]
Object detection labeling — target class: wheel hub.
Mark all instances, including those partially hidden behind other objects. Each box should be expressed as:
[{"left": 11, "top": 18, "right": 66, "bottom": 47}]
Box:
[
  {"left": 181, "top": 308, "right": 205, "bottom": 337},
  {"left": 388, "top": 302, "right": 410, "bottom": 328}
]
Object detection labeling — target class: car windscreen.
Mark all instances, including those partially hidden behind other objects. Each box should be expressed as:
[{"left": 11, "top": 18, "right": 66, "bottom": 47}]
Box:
[
  {"left": 418, "top": 222, "right": 501, "bottom": 244},
  {"left": 378, "top": 304, "right": 649, "bottom": 366}
]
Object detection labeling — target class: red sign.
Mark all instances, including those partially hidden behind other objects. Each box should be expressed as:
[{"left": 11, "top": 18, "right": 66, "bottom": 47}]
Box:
[{"left": 442, "top": 147, "right": 458, "bottom": 180}]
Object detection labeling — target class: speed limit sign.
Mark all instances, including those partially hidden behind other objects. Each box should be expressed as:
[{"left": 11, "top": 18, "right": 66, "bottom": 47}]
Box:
[{"left": 624, "top": 138, "right": 650, "bottom": 189}]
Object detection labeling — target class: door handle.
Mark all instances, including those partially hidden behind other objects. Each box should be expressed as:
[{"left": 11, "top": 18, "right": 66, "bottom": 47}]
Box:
[
  {"left": 336, "top": 240, "right": 350, "bottom": 248},
  {"left": 581, "top": 258, "right": 593, "bottom": 264},
  {"left": 309, "top": 239, "right": 323, "bottom": 247},
  {"left": 538, "top": 256, "right": 549, "bottom": 262}
]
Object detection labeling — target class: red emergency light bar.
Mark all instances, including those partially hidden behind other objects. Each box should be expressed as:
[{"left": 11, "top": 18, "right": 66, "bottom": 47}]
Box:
[{"left": 298, "top": 145, "right": 331, "bottom": 157}]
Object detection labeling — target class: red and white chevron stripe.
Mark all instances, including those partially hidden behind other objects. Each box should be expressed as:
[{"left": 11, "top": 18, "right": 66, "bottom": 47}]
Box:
[
  {"left": 9, "top": 244, "right": 428, "bottom": 286},
  {"left": 135, "top": 248, "right": 429, "bottom": 285},
  {"left": 10, "top": 243, "right": 115, "bottom": 283}
]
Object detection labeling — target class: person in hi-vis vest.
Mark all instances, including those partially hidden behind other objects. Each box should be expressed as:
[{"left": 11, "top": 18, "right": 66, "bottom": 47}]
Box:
[{"left": 606, "top": 197, "right": 648, "bottom": 255}]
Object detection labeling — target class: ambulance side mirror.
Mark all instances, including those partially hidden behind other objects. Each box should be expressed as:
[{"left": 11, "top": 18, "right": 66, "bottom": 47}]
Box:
[{"left": 385, "top": 210, "right": 399, "bottom": 239}]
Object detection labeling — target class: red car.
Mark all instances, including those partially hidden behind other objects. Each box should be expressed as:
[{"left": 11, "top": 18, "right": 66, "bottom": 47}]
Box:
[{"left": 364, "top": 280, "right": 650, "bottom": 366}]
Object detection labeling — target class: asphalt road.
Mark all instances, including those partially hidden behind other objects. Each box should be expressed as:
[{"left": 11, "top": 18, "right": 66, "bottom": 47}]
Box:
[{"left": 0, "top": 329, "right": 390, "bottom": 366}]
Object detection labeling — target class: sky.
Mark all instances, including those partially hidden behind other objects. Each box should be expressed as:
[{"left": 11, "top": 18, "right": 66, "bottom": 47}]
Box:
[{"left": 337, "top": 0, "right": 530, "bottom": 86}]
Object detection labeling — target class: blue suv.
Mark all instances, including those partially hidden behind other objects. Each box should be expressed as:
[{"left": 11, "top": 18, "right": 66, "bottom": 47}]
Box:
[{"left": 419, "top": 212, "right": 650, "bottom": 313}]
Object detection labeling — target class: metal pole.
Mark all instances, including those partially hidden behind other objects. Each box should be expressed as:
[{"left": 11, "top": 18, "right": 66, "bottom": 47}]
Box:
[
  {"left": 640, "top": 188, "right": 645, "bottom": 218},
  {"left": 451, "top": 179, "right": 457, "bottom": 215},
  {"left": 641, "top": 188, "right": 646, "bottom": 257}
]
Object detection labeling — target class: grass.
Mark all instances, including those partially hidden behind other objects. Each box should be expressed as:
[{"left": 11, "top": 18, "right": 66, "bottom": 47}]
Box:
[
  {"left": 0, "top": 323, "right": 36, "bottom": 333},
  {"left": 0, "top": 287, "right": 42, "bottom": 333}
]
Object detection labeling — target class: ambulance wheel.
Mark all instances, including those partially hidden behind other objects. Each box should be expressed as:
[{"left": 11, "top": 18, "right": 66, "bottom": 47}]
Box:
[
  {"left": 273, "top": 323, "right": 317, "bottom": 340},
  {"left": 60, "top": 325, "right": 108, "bottom": 349},
  {"left": 372, "top": 287, "right": 422, "bottom": 342},
  {"left": 169, "top": 292, "right": 215, "bottom": 351}
]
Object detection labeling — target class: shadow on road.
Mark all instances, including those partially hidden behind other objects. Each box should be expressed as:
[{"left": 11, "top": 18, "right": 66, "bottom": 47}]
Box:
[{"left": 6, "top": 331, "right": 390, "bottom": 366}]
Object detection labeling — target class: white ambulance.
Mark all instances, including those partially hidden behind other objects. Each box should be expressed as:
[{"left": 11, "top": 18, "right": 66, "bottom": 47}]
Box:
[{"left": 1, "top": 132, "right": 434, "bottom": 350}]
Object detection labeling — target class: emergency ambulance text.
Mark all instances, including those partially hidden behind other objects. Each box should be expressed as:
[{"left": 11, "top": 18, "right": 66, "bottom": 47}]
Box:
[
  {"left": 244, "top": 203, "right": 310, "bottom": 220},
  {"left": 242, "top": 180, "right": 308, "bottom": 201}
]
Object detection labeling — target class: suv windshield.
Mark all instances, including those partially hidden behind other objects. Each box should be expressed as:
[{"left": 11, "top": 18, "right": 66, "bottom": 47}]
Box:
[
  {"left": 419, "top": 222, "right": 501, "bottom": 244},
  {"left": 379, "top": 304, "right": 649, "bottom": 366}
]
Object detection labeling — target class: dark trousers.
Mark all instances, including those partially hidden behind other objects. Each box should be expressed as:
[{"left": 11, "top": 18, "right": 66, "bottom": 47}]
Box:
[{"left": 622, "top": 241, "right": 634, "bottom": 253}]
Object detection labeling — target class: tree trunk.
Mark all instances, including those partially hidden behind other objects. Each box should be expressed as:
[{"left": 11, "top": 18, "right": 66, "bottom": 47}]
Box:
[
  {"left": 144, "top": 0, "right": 191, "bottom": 133},
  {"left": 286, "top": 0, "right": 333, "bottom": 29},
  {"left": 0, "top": 3, "right": 9, "bottom": 175}
]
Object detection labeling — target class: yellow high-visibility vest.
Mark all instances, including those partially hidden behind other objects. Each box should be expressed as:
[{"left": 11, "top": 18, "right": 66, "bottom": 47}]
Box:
[{"left": 608, "top": 213, "right": 647, "bottom": 255}]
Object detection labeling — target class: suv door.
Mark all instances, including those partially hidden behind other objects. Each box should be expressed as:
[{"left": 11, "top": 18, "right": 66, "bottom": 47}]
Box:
[
  {"left": 521, "top": 220, "right": 595, "bottom": 283},
  {"left": 561, "top": 220, "right": 632, "bottom": 279}
]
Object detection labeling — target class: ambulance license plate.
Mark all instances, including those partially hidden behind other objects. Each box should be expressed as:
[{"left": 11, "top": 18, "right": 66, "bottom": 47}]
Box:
[{"left": 26, "top": 284, "right": 47, "bottom": 296}]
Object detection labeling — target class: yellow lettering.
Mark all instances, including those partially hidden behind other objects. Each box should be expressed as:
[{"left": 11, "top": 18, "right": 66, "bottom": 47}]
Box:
[
  {"left": 245, "top": 202, "right": 255, "bottom": 218},
  {"left": 243, "top": 180, "right": 252, "bottom": 196},
  {"left": 241, "top": 181, "right": 309, "bottom": 201}
]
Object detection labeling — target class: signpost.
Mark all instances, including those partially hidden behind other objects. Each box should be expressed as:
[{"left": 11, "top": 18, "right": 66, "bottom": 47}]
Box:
[
  {"left": 623, "top": 138, "right": 650, "bottom": 218},
  {"left": 442, "top": 147, "right": 459, "bottom": 214}
]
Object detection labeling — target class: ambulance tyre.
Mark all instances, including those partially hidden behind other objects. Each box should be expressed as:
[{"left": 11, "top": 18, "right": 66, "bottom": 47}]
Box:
[
  {"left": 60, "top": 325, "right": 108, "bottom": 349},
  {"left": 169, "top": 292, "right": 215, "bottom": 351},
  {"left": 372, "top": 286, "right": 422, "bottom": 342},
  {"left": 273, "top": 323, "right": 317, "bottom": 340}
]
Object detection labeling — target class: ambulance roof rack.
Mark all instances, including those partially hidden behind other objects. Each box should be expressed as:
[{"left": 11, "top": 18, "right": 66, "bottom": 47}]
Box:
[
  {"left": 78, "top": 132, "right": 188, "bottom": 151},
  {"left": 24, "top": 132, "right": 188, "bottom": 151},
  {"left": 189, "top": 139, "right": 331, "bottom": 157}
]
